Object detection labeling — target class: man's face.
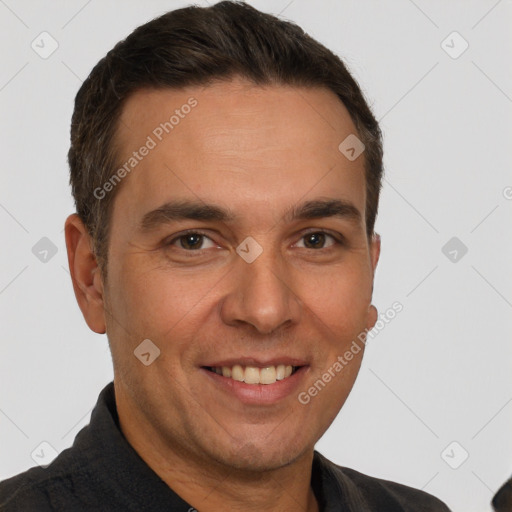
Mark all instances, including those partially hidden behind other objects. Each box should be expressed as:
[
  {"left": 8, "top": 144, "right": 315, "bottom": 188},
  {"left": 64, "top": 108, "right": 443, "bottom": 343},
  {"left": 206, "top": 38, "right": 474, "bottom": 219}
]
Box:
[{"left": 101, "top": 78, "right": 379, "bottom": 471}]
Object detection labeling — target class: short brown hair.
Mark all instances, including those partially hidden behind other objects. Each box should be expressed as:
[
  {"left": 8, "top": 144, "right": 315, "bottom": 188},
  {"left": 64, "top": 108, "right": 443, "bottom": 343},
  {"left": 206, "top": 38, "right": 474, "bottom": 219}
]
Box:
[{"left": 68, "top": 0, "right": 383, "bottom": 279}]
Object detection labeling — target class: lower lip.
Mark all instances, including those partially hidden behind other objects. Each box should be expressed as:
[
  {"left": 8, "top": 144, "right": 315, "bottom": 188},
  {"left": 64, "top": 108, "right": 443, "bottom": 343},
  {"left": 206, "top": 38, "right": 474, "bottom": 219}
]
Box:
[{"left": 201, "top": 367, "right": 309, "bottom": 405}]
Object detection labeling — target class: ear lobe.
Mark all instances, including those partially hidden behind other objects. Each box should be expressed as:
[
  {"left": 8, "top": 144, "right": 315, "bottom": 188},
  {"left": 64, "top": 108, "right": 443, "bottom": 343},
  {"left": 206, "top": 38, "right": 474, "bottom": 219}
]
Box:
[
  {"left": 65, "top": 213, "right": 106, "bottom": 334},
  {"left": 366, "top": 304, "right": 378, "bottom": 332},
  {"left": 366, "top": 234, "right": 381, "bottom": 334}
]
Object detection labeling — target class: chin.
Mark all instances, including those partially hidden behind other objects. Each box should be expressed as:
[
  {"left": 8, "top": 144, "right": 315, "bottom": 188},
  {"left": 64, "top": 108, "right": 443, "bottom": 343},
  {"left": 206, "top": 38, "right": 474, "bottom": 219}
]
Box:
[{"left": 209, "top": 435, "right": 310, "bottom": 473}]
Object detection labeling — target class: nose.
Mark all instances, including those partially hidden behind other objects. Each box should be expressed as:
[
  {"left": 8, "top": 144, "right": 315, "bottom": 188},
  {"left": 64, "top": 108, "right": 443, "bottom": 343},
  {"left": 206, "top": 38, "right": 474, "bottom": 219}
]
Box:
[{"left": 220, "top": 249, "right": 302, "bottom": 335}]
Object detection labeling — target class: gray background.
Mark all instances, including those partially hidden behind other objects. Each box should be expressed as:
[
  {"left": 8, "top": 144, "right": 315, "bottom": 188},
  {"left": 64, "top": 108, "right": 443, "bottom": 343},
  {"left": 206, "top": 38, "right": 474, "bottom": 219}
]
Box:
[{"left": 1, "top": 1, "right": 511, "bottom": 511}]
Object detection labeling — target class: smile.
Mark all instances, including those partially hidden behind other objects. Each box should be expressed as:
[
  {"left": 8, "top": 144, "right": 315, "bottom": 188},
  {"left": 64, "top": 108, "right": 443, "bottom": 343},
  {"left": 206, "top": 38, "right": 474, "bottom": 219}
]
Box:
[{"left": 205, "top": 364, "right": 299, "bottom": 385}]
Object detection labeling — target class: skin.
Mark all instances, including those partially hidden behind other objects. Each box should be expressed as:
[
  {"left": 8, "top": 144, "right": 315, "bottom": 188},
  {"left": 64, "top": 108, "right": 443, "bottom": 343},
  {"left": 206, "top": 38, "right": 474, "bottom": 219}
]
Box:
[{"left": 65, "top": 77, "right": 380, "bottom": 512}]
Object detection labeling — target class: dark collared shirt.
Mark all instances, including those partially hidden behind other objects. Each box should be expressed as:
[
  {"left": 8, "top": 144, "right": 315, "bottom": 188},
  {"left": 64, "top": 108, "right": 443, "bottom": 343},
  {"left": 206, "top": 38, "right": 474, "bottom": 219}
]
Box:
[{"left": 0, "top": 382, "right": 451, "bottom": 511}]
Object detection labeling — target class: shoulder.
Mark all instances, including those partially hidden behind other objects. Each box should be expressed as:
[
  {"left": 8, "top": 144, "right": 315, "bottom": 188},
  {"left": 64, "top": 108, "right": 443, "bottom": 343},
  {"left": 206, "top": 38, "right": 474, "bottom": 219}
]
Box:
[
  {"left": 319, "top": 454, "right": 451, "bottom": 511},
  {"left": 0, "top": 465, "right": 57, "bottom": 511},
  {"left": 0, "top": 383, "right": 117, "bottom": 511},
  {"left": 493, "top": 476, "right": 512, "bottom": 512},
  {"left": 0, "top": 450, "right": 100, "bottom": 511}
]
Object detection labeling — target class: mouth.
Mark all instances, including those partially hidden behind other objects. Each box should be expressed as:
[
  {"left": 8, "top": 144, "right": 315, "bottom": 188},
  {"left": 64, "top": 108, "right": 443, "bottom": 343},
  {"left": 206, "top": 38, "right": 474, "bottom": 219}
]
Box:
[
  {"left": 200, "top": 357, "right": 310, "bottom": 404},
  {"left": 203, "top": 364, "right": 300, "bottom": 385}
]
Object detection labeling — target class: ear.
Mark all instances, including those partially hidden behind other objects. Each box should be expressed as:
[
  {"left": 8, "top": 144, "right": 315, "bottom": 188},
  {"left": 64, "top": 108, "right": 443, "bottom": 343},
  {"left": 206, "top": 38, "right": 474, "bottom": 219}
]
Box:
[
  {"left": 64, "top": 214, "right": 106, "bottom": 334},
  {"left": 370, "top": 232, "right": 381, "bottom": 278},
  {"left": 366, "top": 232, "right": 381, "bottom": 331}
]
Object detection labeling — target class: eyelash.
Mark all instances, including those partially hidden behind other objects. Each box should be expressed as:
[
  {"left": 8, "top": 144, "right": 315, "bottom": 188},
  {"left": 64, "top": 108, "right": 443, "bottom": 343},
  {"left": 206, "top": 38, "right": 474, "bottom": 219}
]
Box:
[{"left": 164, "top": 229, "right": 345, "bottom": 253}]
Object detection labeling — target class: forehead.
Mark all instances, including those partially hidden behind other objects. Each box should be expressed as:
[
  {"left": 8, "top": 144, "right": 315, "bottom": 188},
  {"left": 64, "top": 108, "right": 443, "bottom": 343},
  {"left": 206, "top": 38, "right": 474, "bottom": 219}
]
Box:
[{"left": 111, "top": 78, "right": 366, "bottom": 230}]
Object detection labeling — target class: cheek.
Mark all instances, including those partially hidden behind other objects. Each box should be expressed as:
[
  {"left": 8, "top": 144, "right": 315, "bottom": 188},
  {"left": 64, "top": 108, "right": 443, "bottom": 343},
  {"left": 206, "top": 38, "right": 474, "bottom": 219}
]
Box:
[
  {"left": 301, "top": 264, "right": 372, "bottom": 333},
  {"left": 105, "top": 268, "right": 213, "bottom": 381},
  {"left": 112, "top": 264, "right": 222, "bottom": 341}
]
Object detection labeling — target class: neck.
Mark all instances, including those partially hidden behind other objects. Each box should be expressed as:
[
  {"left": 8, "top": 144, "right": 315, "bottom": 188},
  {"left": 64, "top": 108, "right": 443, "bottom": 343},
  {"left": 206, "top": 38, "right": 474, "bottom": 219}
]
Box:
[{"left": 165, "top": 451, "right": 320, "bottom": 512}]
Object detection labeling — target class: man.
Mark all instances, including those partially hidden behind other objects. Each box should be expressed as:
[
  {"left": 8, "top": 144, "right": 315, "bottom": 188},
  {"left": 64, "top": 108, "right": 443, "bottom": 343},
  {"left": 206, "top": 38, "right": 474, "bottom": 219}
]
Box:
[{"left": 0, "top": 2, "right": 451, "bottom": 510}]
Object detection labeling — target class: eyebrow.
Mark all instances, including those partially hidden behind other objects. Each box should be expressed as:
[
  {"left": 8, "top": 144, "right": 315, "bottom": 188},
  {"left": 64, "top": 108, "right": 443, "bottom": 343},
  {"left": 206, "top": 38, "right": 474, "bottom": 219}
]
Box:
[
  {"left": 140, "top": 200, "right": 236, "bottom": 232},
  {"left": 285, "top": 198, "right": 362, "bottom": 225},
  {"left": 139, "top": 198, "right": 362, "bottom": 232}
]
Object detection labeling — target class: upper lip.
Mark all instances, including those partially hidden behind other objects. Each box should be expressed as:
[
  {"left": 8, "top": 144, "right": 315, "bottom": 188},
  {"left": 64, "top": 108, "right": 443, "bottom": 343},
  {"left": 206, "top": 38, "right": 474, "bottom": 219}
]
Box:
[{"left": 202, "top": 357, "right": 309, "bottom": 368}]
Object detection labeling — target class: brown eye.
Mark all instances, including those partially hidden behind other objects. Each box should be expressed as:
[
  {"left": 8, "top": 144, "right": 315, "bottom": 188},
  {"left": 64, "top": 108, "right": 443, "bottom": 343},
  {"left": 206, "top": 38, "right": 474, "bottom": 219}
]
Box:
[
  {"left": 179, "top": 234, "right": 203, "bottom": 250},
  {"left": 168, "top": 232, "right": 216, "bottom": 251},
  {"left": 298, "top": 232, "right": 337, "bottom": 249}
]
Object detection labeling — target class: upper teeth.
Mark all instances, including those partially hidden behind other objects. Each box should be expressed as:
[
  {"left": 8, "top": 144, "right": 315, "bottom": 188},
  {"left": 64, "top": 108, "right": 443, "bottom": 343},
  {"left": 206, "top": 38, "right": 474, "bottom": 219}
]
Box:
[{"left": 212, "top": 364, "right": 294, "bottom": 385}]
